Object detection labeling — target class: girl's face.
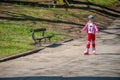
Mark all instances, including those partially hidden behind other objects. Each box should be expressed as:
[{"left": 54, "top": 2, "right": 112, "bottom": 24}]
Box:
[{"left": 89, "top": 18, "right": 94, "bottom": 22}]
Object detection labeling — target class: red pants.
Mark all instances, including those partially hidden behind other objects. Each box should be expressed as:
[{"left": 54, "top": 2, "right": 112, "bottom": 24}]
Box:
[{"left": 86, "top": 33, "right": 95, "bottom": 49}]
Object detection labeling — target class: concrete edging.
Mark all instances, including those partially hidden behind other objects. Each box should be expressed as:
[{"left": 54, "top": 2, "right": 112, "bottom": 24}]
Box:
[{"left": 0, "top": 47, "right": 44, "bottom": 62}]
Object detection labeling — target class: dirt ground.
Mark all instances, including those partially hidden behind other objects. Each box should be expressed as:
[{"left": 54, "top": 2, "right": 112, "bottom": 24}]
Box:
[{"left": 0, "top": 18, "right": 120, "bottom": 78}]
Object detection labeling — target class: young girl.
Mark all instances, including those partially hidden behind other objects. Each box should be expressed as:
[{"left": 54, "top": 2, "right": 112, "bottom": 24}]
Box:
[{"left": 80, "top": 15, "right": 99, "bottom": 55}]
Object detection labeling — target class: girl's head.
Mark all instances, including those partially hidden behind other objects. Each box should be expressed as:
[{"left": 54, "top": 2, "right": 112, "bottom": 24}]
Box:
[{"left": 88, "top": 15, "right": 94, "bottom": 22}]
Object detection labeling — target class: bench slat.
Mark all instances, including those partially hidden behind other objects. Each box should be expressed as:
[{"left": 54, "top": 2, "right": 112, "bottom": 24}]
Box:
[{"left": 33, "top": 28, "right": 46, "bottom": 32}]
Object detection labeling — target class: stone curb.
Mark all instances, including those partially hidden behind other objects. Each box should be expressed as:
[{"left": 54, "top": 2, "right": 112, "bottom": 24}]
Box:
[
  {"left": 0, "top": 38, "right": 73, "bottom": 62},
  {"left": 0, "top": 47, "right": 45, "bottom": 62}
]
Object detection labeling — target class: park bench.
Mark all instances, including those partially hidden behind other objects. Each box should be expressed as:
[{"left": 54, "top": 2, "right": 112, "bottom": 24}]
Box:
[{"left": 31, "top": 28, "right": 54, "bottom": 46}]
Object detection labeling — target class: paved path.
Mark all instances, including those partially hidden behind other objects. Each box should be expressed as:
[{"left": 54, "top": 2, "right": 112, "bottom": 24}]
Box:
[{"left": 0, "top": 18, "right": 120, "bottom": 79}]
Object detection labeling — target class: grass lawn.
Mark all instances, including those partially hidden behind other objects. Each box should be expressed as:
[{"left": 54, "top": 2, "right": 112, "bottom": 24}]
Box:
[
  {"left": 88, "top": 0, "right": 118, "bottom": 6},
  {"left": 0, "top": 22, "right": 65, "bottom": 58},
  {"left": 0, "top": 23, "right": 33, "bottom": 58}
]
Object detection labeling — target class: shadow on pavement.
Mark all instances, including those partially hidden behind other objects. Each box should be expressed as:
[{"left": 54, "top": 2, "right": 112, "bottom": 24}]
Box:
[
  {"left": 0, "top": 76, "right": 119, "bottom": 80},
  {"left": 47, "top": 43, "right": 62, "bottom": 48}
]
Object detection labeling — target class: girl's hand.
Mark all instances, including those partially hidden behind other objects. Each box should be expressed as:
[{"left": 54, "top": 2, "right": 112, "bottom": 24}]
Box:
[
  {"left": 79, "top": 30, "right": 81, "bottom": 33},
  {"left": 96, "top": 31, "right": 99, "bottom": 34}
]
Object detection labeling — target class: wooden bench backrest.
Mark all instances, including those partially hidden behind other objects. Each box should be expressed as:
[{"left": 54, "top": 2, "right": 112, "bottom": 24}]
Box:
[
  {"left": 31, "top": 28, "right": 46, "bottom": 40},
  {"left": 33, "top": 28, "right": 46, "bottom": 32}
]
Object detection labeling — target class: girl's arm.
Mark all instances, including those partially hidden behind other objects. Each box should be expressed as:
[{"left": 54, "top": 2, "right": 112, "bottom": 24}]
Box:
[
  {"left": 94, "top": 23, "right": 99, "bottom": 32},
  {"left": 95, "top": 26, "right": 99, "bottom": 32},
  {"left": 80, "top": 23, "right": 88, "bottom": 33}
]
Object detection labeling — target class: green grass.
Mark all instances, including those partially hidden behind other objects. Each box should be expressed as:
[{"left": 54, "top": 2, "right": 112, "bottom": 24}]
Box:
[
  {"left": 0, "top": 23, "right": 66, "bottom": 58},
  {"left": 0, "top": 4, "right": 69, "bottom": 58},
  {"left": 0, "top": 23, "right": 33, "bottom": 58},
  {"left": 88, "top": 0, "right": 118, "bottom": 6}
]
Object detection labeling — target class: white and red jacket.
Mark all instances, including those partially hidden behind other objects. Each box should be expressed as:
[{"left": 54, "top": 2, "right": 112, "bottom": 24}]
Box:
[{"left": 81, "top": 22, "right": 99, "bottom": 34}]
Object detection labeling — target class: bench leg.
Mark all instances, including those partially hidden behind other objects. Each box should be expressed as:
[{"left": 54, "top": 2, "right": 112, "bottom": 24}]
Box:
[
  {"left": 44, "top": 38, "right": 51, "bottom": 43},
  {"left": 34, "top": 40, "right": 38, "bottom": 47},
  {"left": 34, "top": 40, "right": 42, "bottom": 47},
  {"left": 48, "top": 38, "right": 51, "bottom": 42},
  {"left": 44, "top": 38, "right": 47, "bottom": 43},
  {"left": 38, "top": 40, "right": 42, "bottom": 46}
]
